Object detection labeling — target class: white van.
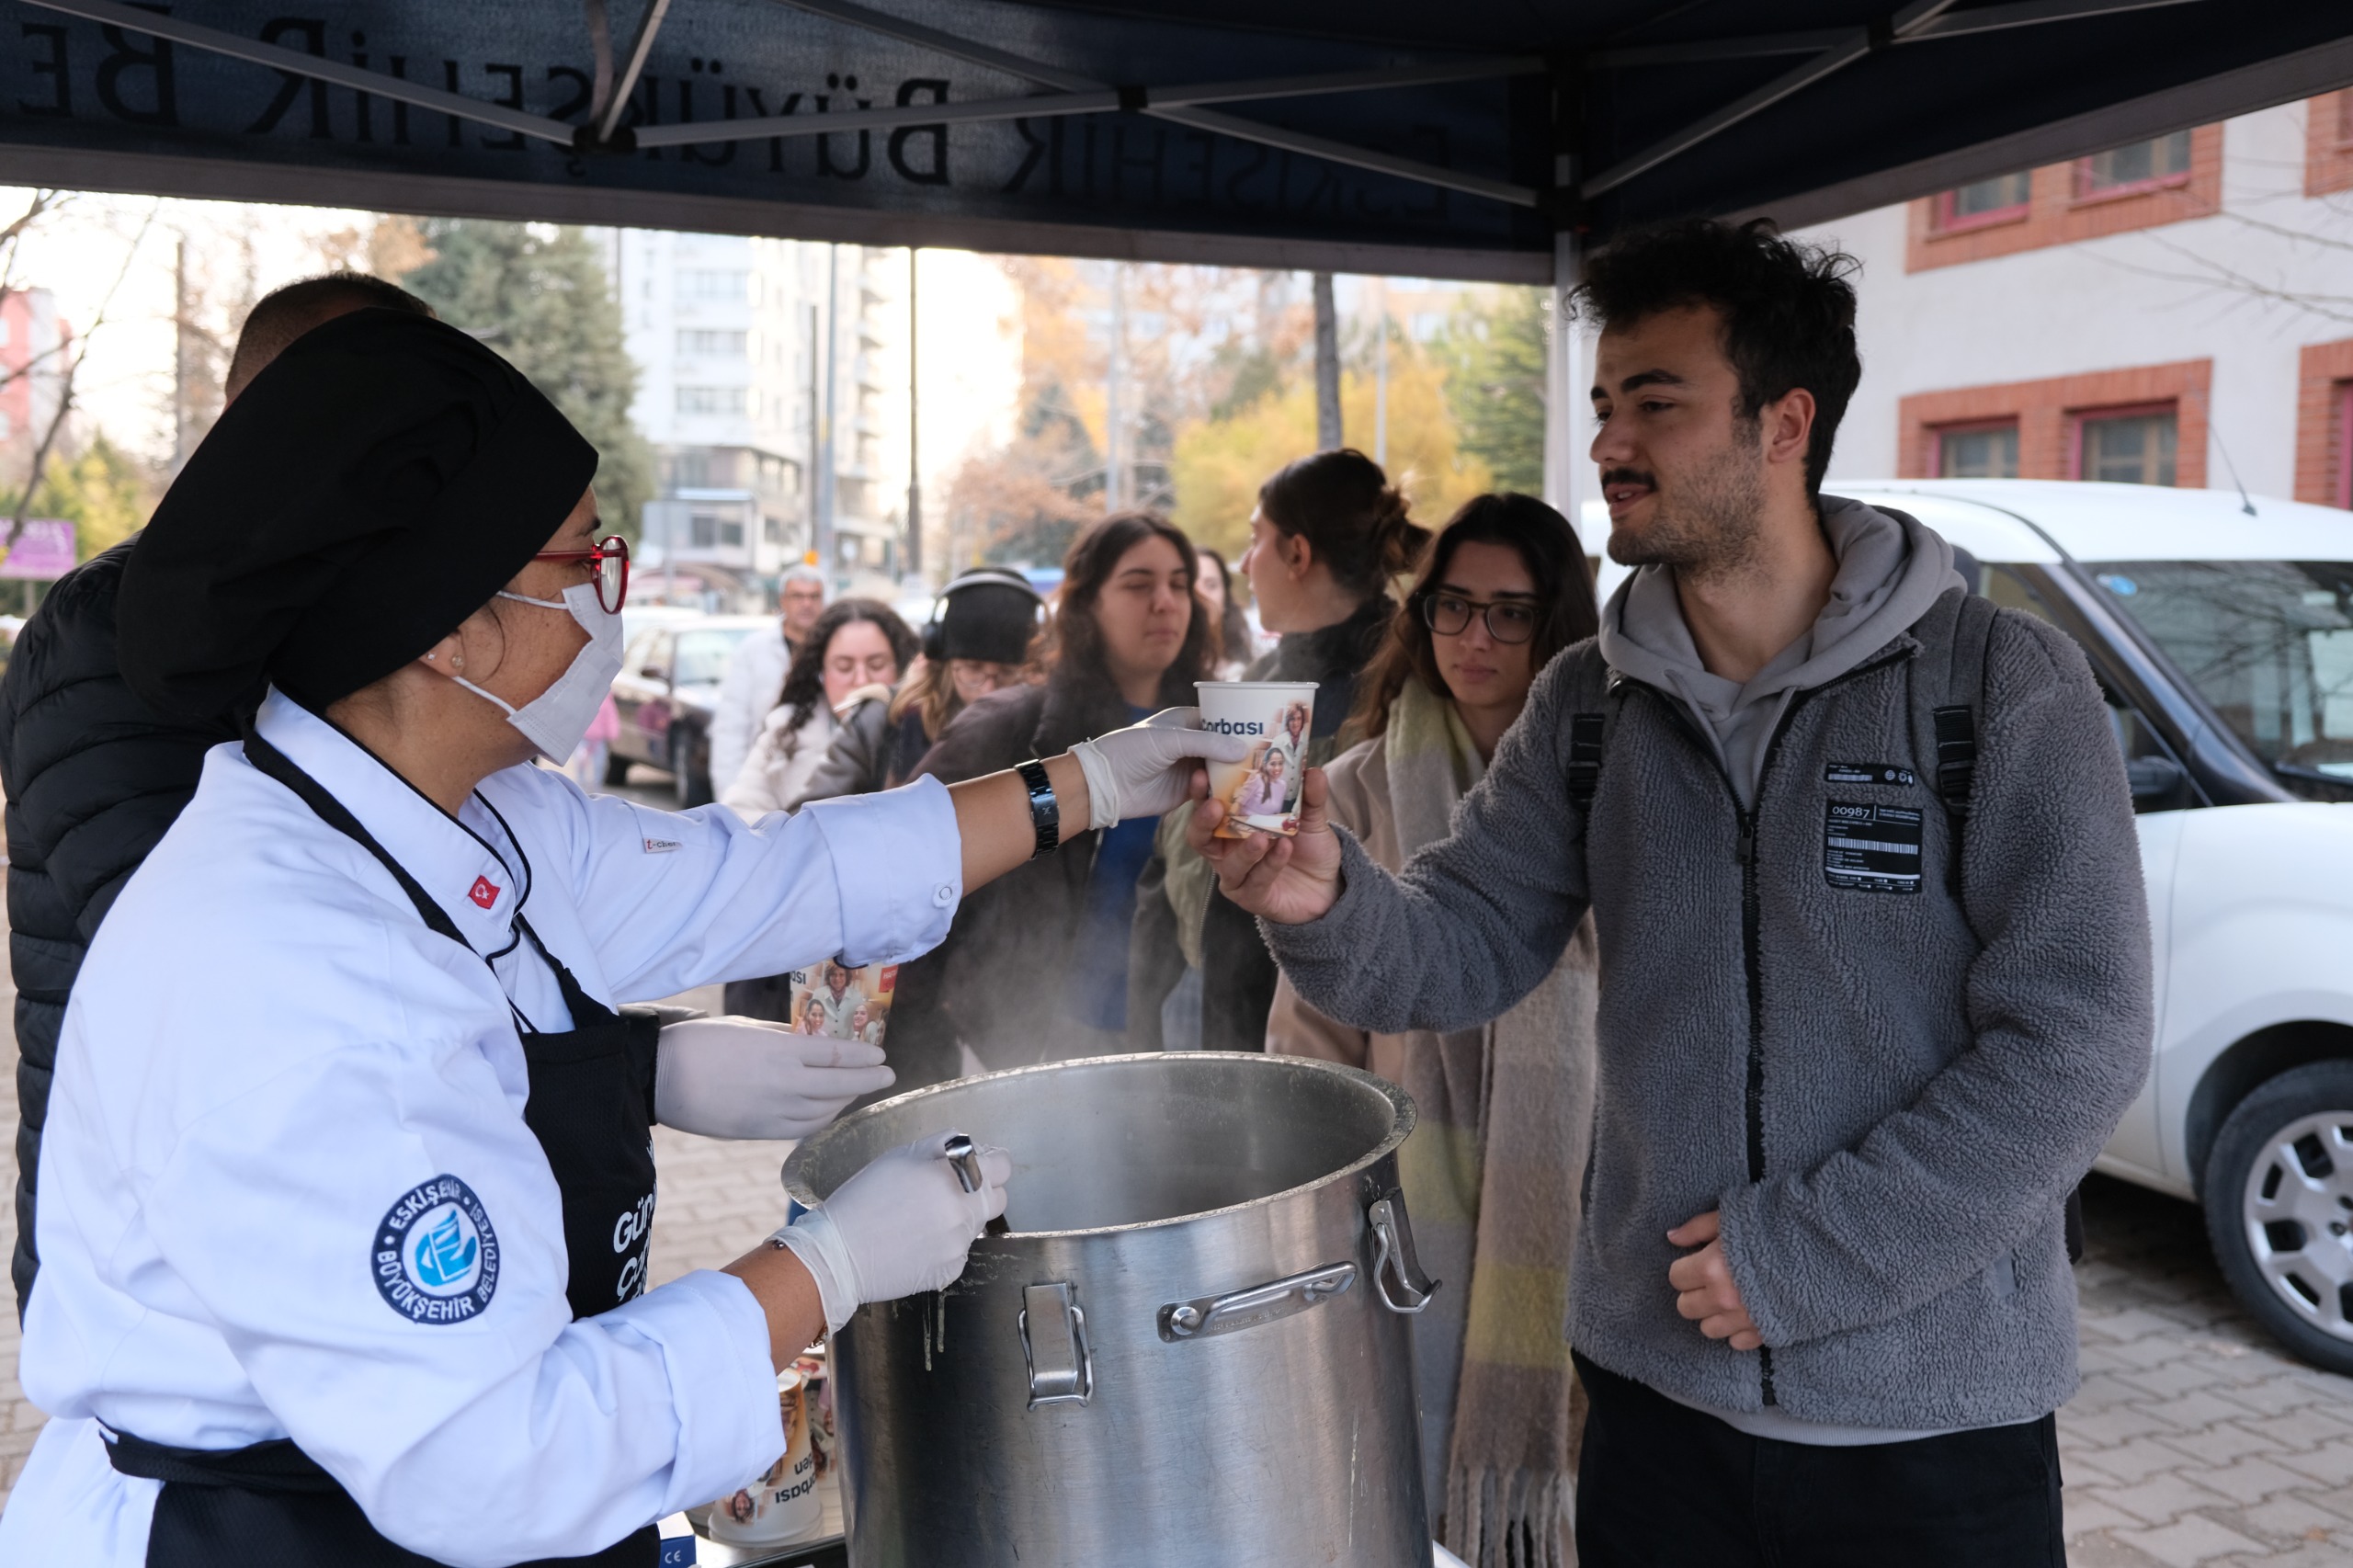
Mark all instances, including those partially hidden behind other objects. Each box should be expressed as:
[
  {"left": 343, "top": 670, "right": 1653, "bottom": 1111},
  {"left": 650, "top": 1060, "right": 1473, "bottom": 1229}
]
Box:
[{"left": 1596, "top": 480, "right": 2353, "bottom": 1373}]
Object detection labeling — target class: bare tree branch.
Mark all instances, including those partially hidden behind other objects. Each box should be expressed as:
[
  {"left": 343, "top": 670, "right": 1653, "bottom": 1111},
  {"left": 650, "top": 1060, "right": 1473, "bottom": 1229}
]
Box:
[{"left": 8, "top": 202, "right": 158, "bottom": 551}]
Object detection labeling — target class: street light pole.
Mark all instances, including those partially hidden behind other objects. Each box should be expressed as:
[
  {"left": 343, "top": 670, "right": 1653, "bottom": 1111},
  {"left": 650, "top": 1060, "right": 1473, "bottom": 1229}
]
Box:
[{"left": 906, "top": 246, "right": 922, "bottom": 583}]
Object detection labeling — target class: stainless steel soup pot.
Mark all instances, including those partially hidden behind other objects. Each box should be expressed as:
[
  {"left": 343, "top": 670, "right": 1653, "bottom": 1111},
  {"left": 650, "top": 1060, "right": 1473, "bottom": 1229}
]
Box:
[{"left": 781, "top": 1051, "right": 1440, "bottom": 1567}]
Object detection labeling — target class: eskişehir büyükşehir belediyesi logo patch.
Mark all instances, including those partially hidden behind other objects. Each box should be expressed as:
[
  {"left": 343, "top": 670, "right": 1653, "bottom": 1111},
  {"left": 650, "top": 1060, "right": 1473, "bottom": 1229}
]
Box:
[{"left": 374, "top": 1174, "right": 500, "bottom": 1324}]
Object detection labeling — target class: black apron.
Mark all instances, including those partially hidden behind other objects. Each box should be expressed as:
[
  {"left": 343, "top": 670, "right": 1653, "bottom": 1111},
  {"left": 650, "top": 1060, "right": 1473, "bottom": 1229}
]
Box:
[{"left": 105, "top": 733, "right": 663, "bottom": 1567}]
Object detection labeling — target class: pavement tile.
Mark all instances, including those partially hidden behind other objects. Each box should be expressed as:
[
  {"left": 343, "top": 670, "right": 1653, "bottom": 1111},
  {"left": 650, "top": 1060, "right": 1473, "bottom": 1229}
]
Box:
[
  {"left": 2068, "top": 1439, "right": 2210, "bottom": 1487},
  {"left": 2278, "top": 1444, "right": 2353, "bottom": 1490},
  {"left": 2240, "top": 1494, "right": 2353, "bottom": 1543},
  {"left": 2161, "top": 1426, "right": 2294, "bottom": 1470},
  {"left": 2090, "top": 1477, "right": 2241, "bottom": 1527},
  {"left": 2071, "top": 1494, "right": 2160, "bottom": 1539},
  {"left": 2111, "top": 1516, "right": 2271, "bottom": 1567},
  {"left": 2119, "top": 1361, "right": 2233, "bottom": 1401},
  {"left": 2195, "top": 1455, "right": 2335, "bottom": 1506},
  {"left": 2068, "top": 1534, "right": 2189, "bottom": 1568},
  {"left": 2072, "top": 1404, "right": 2191, "bottom": 1448},
  {"left": 2262, "top": 1409, "right": 2353, "bottom": 1451},
  {"left": 2145, "top": 1390, "right": 2281, "bottom": 1431}
]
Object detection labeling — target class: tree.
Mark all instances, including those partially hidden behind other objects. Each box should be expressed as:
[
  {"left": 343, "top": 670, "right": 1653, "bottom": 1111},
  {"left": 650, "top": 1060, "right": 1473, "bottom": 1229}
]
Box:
[
  {"left": 0, "top": 430, "right": 152, "bottom": 563},
  {"left": 1433, "top": 287, "right": 1548, "bottom": 497},
  {"left": 394, "top": 221, "right": 654, "bottom": 541},
  {"left": 1170, "top": 342, "right": 1491, "bottom": 560}
]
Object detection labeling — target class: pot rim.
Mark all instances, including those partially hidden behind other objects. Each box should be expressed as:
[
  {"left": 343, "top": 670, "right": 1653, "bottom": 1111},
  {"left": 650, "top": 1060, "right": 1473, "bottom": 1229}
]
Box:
[{"left": 779, "top": 1051, "right": 1417, "bottom": 1240}]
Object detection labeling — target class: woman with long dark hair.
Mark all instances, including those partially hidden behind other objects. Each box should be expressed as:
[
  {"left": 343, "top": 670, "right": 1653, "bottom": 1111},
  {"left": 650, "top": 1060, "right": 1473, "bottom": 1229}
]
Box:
[
  {"left": 1135, "top": 448, "right": 1429, "bottom": 1052},
  {"left": 884, "top": 513, "right": 1217, "bottom": 1085},
  {"left": 1267, "top": 493, "right": 1600, "bottom": 1567},
  {"left": 1194, "top": 545, "right": 1254, "bottom": 678},
  {"left": 722, "top": 598, "right": 918, "bottom": 818}
]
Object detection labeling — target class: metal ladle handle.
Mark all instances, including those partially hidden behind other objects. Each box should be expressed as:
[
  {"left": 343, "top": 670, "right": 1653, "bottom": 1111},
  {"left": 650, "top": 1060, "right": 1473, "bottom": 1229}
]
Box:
[{"left": 942, "top": 1132, "right": 1010, "bottom": 1236}]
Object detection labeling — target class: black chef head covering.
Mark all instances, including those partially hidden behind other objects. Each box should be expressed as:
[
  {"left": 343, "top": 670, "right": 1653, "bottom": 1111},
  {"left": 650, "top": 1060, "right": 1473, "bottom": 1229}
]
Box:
[{"left": 119, "top": 308, "right": 597, "bottom": 720}]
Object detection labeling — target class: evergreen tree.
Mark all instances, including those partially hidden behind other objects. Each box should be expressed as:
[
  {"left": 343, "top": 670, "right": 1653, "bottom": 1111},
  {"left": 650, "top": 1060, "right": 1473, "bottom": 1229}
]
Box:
[
  {"left": 398, "top": 221, "right": 654, "bottom": 541},
  {"left": 1433, "top": 287, "right": 1548, "bottom": 497}
]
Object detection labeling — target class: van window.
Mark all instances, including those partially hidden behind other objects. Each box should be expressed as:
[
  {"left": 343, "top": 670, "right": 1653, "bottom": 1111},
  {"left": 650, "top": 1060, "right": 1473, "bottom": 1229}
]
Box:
[{"left": 2090, "top": 561, "right": 2353, "bottom": 784}]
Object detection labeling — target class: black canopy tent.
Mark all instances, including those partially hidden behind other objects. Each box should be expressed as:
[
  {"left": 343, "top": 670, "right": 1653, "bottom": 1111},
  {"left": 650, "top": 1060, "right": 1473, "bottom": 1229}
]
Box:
[
  {"left": 2, "top": 0, "right": 2347, "bottom": 280},
  {"left": 1, "top": 0, "right": 2348, "bottom": 505}
]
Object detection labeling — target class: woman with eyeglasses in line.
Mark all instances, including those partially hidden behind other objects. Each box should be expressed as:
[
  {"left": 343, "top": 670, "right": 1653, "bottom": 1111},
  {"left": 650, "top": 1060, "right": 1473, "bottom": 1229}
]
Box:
[
  {"left": 1265, "top": 492, "right": 1601, "bottom": 1568},
  {"left": 0, "top": 312, "right": 1248, "bottom": 1568}
]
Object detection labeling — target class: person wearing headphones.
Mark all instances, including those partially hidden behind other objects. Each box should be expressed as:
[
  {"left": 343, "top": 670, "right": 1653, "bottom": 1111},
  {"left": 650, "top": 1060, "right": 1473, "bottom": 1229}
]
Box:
[
  {"left": 0, "top": 312, "right": 1248, "bottom": 1566},
  {"left": 786, "top": 567, "right": 1044, "bottom": 810}
]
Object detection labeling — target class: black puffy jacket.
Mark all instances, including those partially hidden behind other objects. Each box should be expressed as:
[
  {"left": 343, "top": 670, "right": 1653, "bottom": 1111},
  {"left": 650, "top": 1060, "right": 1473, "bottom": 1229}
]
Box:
[{"left": 0, "top": 540, "right": 241, "bottom": 1317}]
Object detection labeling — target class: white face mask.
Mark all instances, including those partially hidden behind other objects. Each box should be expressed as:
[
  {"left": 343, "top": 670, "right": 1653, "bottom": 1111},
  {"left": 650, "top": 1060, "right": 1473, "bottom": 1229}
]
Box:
[{"left": 451, "top": 582, "right": 625, "bottom": 762}]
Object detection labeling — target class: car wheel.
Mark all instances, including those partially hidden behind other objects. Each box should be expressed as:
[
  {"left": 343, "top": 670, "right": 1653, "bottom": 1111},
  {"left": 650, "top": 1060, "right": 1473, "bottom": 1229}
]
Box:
[
  {"left": 603, "top": 750, "right": 631, "bottom": 787},
  {"left": 671, "top": 733, "right": 713, "bottom": 809},
  {"left": 2203, "top": 1061, "right": 2353, "bottom": 1376}
]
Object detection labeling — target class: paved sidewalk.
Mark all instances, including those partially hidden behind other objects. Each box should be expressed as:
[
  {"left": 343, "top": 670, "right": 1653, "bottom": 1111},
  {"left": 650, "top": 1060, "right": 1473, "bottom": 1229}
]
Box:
[{"left": 4, "top": 965, "right": 2352, "bottom": 1563}]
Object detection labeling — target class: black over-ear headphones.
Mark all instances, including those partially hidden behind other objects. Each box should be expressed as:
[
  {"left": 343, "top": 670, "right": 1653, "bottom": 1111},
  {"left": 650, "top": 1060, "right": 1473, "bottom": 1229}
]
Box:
[{"left": 921, "top": 568, "right": 1046, "bottom": 663}]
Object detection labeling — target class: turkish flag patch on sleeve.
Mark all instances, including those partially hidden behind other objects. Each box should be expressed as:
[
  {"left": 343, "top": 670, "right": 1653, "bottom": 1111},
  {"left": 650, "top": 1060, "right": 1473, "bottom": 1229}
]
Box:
[{"left": 468, "top": 876, "right": 500, "bottom": 909}]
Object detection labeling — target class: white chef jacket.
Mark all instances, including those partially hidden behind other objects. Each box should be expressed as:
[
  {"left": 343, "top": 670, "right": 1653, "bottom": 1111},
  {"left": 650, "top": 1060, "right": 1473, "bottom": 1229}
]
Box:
[{"left": 0, "top": 688, "right": 964, "bottom": 1568}]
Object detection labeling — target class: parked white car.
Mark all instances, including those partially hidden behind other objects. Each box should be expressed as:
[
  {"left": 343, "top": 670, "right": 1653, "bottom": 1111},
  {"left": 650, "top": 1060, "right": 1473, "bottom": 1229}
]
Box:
[{"left": 1597, "top": 480, "right": 2353, "bottom": 1372}]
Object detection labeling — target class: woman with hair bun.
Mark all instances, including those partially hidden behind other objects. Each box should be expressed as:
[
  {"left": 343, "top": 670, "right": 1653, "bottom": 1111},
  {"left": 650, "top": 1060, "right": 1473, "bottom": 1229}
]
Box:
[{"left": 1133, "top": 448, "right": 1428, "bottom": 1053}]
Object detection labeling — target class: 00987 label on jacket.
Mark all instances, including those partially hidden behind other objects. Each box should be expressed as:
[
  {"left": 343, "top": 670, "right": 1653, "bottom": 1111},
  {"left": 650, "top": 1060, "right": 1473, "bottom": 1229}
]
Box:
[{"left": 1822, "top": 801, "right": 1924, "bottom": 894}]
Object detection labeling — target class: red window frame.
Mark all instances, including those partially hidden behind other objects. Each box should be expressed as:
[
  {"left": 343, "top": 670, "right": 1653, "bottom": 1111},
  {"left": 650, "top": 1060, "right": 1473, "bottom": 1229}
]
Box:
[
  {"left": 2069, "top": 402, "right": 2179, "bottom": 483},
  {"left": 2075, "top": 133, "right": 2194, "bottom": 202},
  {"left": 1926, "top": 418, "right": 2021, "bottom": 478},
  {"left": 1933, "top": 176, "right": 2030, "bottom": 233},
  {"left": 2336, "top": 381, "right": 2353, "bottom": 510}
]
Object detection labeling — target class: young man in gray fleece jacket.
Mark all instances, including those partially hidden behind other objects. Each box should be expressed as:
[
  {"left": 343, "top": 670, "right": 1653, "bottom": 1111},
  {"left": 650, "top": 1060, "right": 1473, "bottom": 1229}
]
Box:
[{"left": 1193, "top": 220, "right": 2153, "bottom": 1564}]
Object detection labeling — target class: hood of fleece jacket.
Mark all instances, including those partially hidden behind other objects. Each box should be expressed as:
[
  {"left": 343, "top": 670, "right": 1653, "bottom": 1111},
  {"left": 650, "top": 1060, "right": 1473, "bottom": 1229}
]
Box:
[{"left": 1595, "top": 494, "right": 1963, "bottom": 805}]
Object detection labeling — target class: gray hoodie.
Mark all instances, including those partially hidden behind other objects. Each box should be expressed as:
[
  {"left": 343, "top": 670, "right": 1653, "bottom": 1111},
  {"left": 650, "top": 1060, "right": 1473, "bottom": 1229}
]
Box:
[
  {"left": 1598, "top": 496, "right": 1965, "bottom": 807},
  {"left": 1263, "top": 509, "right": 2153, "bottom": 1436}
]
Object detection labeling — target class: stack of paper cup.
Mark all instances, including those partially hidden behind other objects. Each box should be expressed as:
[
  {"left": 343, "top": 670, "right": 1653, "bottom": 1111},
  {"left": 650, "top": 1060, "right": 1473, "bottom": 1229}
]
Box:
[
  {"left": 705, "top": 1368, "right": 823, "bottom": 1545},
  {"left": 1196, "top": 680, "right": 1318, "bottom": 839}
]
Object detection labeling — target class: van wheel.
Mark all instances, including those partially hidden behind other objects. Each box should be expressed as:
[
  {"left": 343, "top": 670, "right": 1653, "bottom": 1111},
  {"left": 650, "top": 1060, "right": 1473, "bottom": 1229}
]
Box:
[{"left": 2203, "top": 1061, "right": 2353, "bottom": 1376}]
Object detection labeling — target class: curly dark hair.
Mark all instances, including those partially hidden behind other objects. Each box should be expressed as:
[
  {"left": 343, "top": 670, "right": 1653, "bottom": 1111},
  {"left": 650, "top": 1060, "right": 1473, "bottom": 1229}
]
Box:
[
  {"left": 775, "top": 598, "right": 920, "bottom": 733},
  {"left": 1047, "top": 513, "right": 1217, "bottom": 708},
  {"left": 1349, "top": 493, "right": 1597, "bottom": 741},
  {"left": 1571, "top": 217, "right": 1861, "bottom": 495}
]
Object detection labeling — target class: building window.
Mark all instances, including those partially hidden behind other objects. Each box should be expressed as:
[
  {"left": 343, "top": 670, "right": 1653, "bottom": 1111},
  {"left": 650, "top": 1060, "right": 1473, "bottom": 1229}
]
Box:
[
  {"left": 1933, "top": 422, "right": 2020, "bottom": 477},
  {"left": 676, "top": 328, "right": 746, "bottom": 358},
  {"left": 2076, "top": 406, "right": 2178, "bottom": 485},
  {"left": 688, "top": 509, "right": 745, "bottom": 548},
  {"left": 676, "top": 386, "right": 747, "bottom": 415},
  {"left": 679, "top": 269, "right": 748, "bottom": 302},
  {"left": 2079, "top": 131, "right": 2193, "bottom": 198},
  {"left": 1934, "top": 172, "right": 2031, "bottom": 232}
]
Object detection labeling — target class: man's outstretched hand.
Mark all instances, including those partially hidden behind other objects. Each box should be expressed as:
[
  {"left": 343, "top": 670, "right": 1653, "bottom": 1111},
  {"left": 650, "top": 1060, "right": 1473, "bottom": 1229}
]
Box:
[
  {"left": 1666, "top": 1211, "right": 1763, "bottom": 1351},
  {"left": 1185, "top": 763, "right": 1345, "bottom": 926}
]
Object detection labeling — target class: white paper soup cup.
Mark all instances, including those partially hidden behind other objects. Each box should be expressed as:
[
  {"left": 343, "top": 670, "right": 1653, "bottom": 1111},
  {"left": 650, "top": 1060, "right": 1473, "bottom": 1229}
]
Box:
[{"left": 1196, "top": 680, "right": 1317, "bottom": 838}]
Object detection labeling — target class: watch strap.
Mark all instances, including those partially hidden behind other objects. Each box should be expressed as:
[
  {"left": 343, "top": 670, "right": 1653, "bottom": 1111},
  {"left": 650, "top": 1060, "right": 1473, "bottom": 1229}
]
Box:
[{"left": 1015, "top": 758, "right": 1059, "bottom": 859}]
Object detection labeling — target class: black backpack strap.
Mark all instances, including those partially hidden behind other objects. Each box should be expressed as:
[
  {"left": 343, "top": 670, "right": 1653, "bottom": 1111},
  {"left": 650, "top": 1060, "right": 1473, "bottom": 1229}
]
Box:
[{"left": 1565, "top": 712, "right": 1607, "bottom": 811}]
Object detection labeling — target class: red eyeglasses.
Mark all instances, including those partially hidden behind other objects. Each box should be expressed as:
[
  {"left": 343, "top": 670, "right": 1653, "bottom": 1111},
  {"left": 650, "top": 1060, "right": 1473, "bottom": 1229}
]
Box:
[{"left": 531, "top": 535, "right": 631, "bottom": 614}]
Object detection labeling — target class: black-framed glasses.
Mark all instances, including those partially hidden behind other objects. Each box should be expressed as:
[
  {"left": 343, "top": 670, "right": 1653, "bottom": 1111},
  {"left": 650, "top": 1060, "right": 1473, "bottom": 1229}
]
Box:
[
  {"left": 531, "top": 534, "right": 631, "bottom": 614},
  {"left": 1420, "top": 591, "right": 1538, "bottom": 644}
]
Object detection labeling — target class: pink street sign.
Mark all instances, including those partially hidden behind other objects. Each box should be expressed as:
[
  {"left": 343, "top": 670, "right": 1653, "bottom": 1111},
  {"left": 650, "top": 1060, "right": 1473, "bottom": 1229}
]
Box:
[{"left": 0, "top": 519, "right": 76, "bottom": 579}]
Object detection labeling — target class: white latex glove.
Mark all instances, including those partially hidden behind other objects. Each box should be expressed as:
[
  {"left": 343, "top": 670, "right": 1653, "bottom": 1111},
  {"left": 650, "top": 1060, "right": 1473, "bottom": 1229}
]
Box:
[
  {"left": 654, "top": 1017, "right": 896, "bottom": 1140},
  {"left": 1068, "top": 706, "right": 1256, "bottom": 829},
  {"left": 776, "top": 1131, "right": 1012, "bottom": 1334}
]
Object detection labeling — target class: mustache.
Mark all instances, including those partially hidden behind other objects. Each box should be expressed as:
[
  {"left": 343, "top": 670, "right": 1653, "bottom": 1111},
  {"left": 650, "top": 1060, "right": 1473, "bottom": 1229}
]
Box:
[{"left": 1600, "top": 468, "right": 1657, "bottom": 490}]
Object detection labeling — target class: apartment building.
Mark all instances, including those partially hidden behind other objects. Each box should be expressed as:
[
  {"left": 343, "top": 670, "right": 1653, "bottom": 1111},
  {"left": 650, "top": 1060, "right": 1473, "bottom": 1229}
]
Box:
[
  {"left": 1801, "top": 93, "right": 2353, "bottom": 509},
  {"left": 611, "top": 229, "right": 908, "bottom": 605},
  {"left": 0, "top": 287, "right": 69, "bottom": 458}
]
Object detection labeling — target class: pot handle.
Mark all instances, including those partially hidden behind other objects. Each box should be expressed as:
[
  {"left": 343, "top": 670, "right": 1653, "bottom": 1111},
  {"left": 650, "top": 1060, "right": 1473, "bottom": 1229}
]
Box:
[
  {"left": 1017, "top": 1282, "right": 1094, "bottom": 1409},
  {"left": 1368, "top": 1192, "right": 1441, "bottom": 1314},
  {"left": 1158, "top": 1261, "right": 1357, "bottom": 1342}
]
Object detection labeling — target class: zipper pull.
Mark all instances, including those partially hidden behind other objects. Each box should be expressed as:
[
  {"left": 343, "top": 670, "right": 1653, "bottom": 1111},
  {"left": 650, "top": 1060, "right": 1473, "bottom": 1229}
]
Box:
[{"left": 1736, "top": 824, "right": 1754, "bottom": 865}]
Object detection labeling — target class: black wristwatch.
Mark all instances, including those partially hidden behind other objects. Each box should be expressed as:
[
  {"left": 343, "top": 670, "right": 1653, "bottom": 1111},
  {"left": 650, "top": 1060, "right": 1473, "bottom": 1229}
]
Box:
[{"left": 1015, "top": 758, "right": 1060, "bottom": 859}]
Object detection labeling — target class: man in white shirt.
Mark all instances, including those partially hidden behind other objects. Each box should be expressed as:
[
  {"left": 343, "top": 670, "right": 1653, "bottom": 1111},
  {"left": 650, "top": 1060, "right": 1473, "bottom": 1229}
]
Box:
[{"left": 710, "top": 565, "right": 828, "bottom": 790}]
